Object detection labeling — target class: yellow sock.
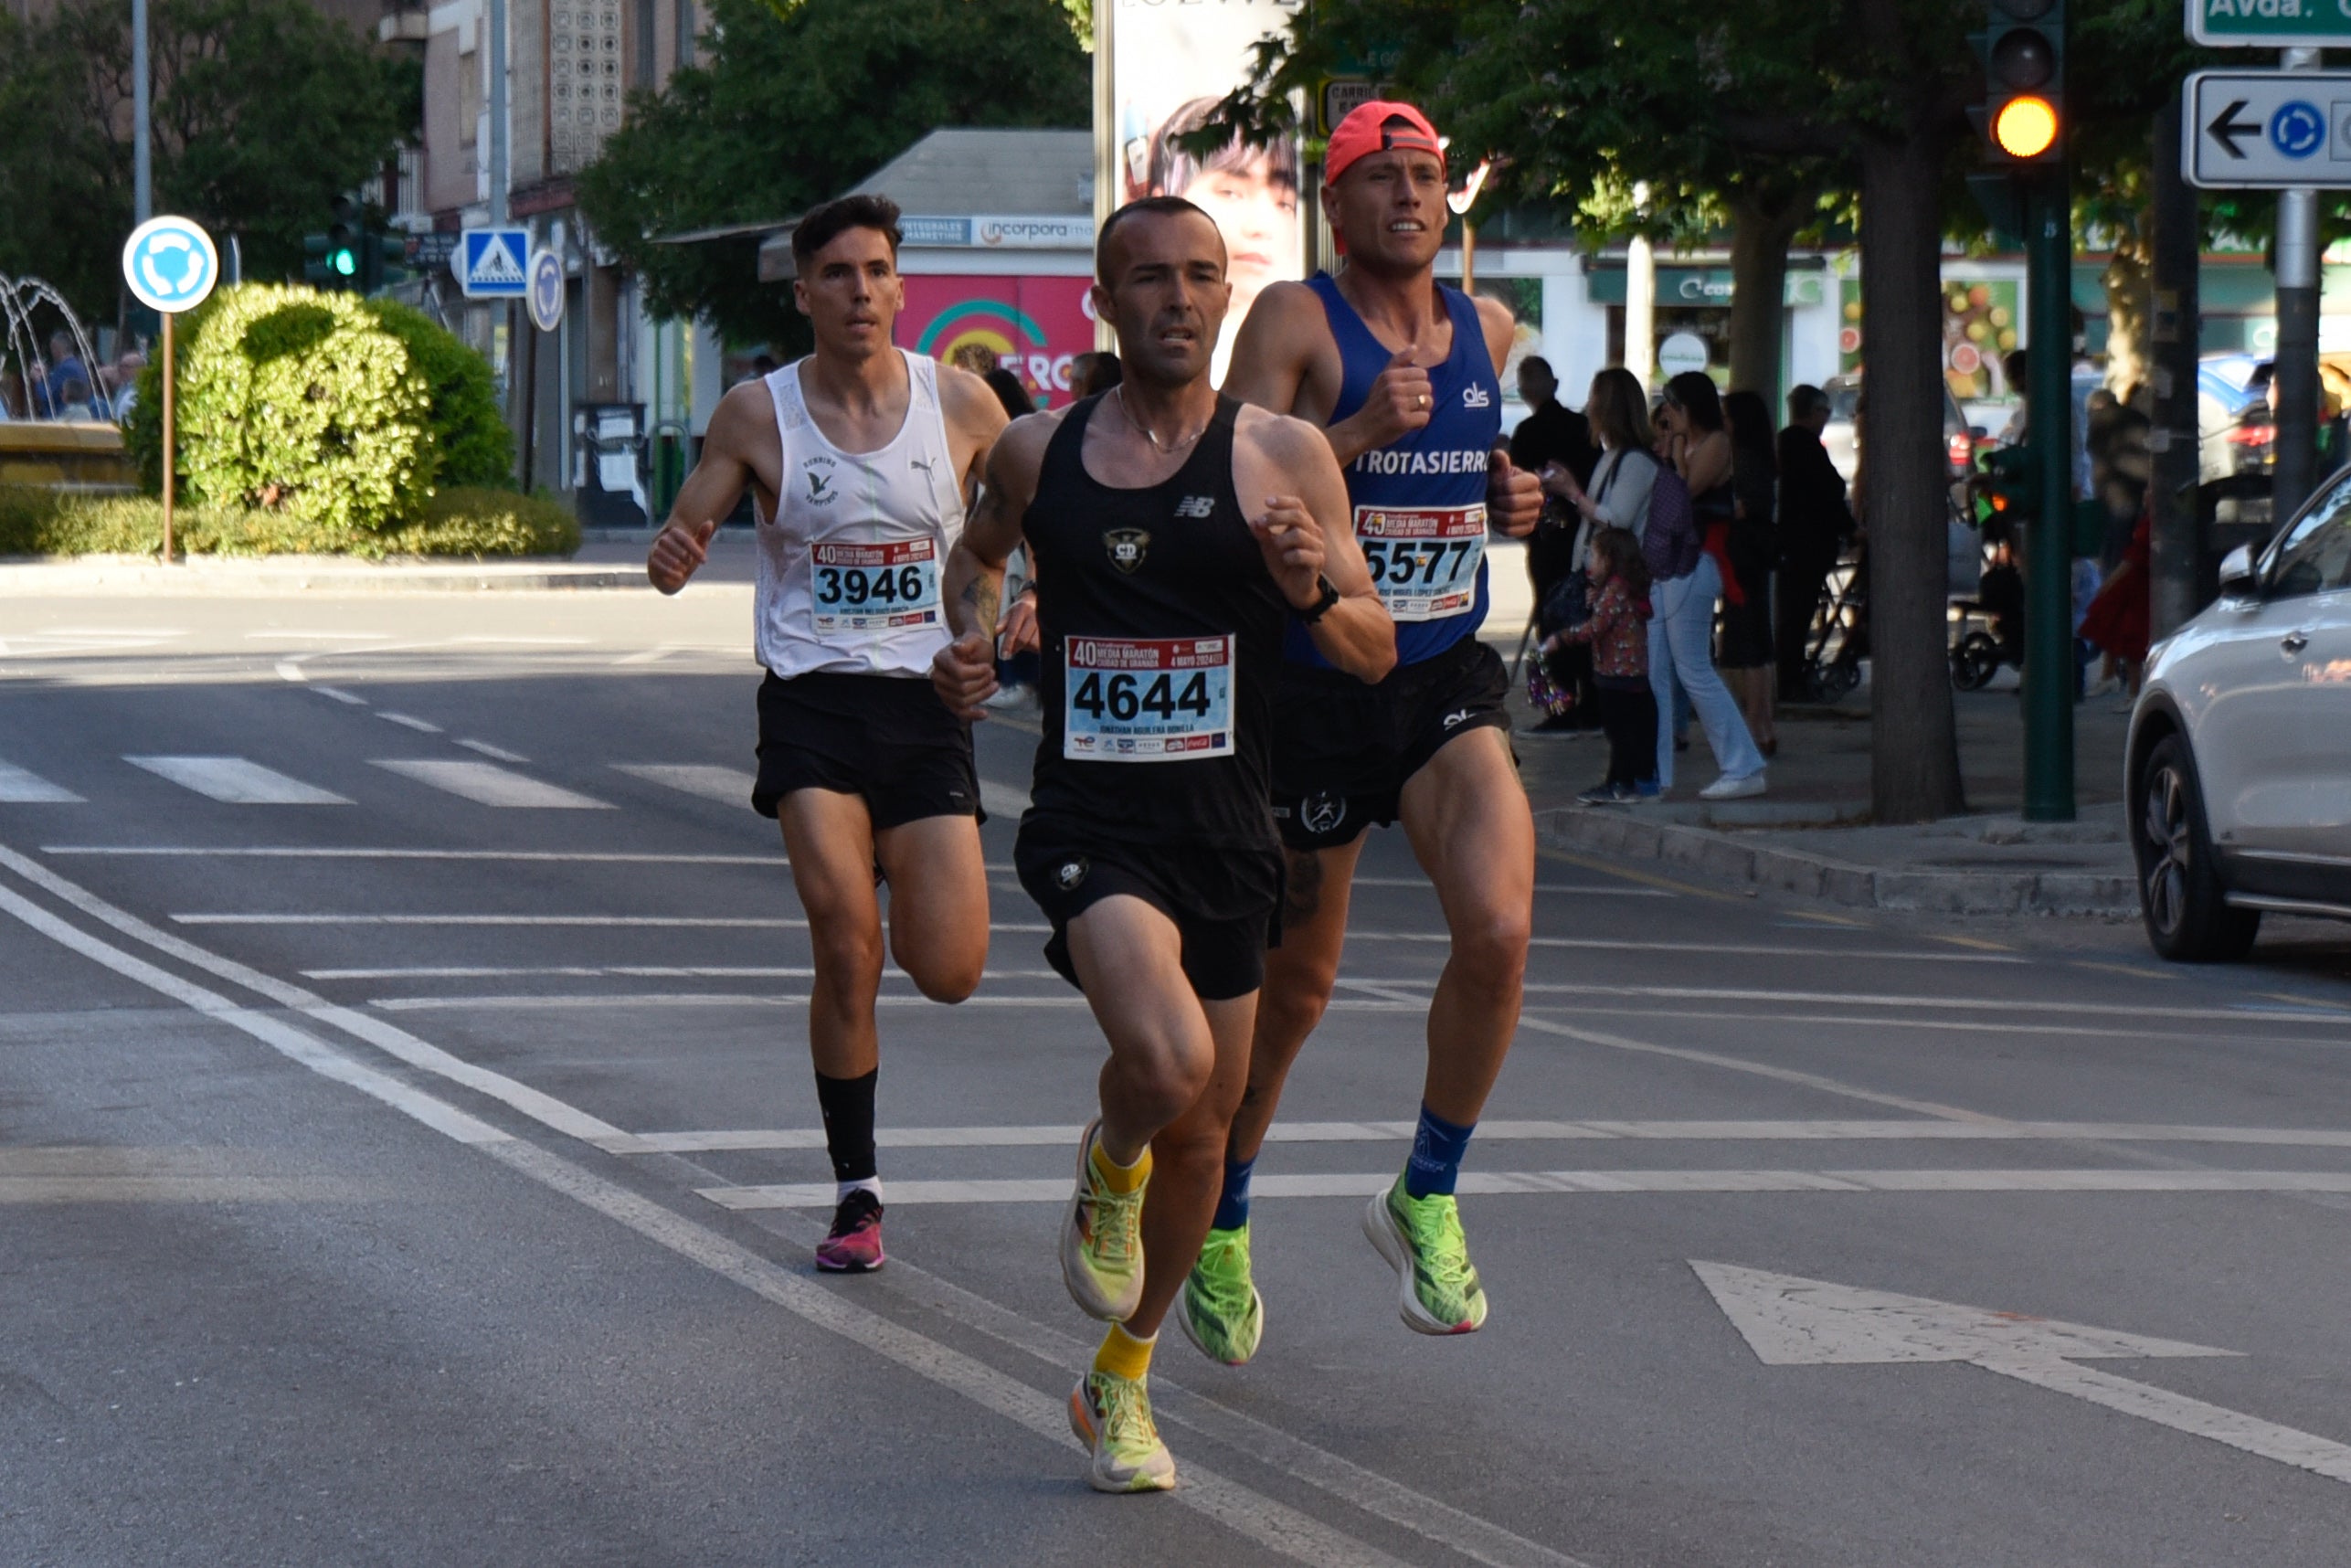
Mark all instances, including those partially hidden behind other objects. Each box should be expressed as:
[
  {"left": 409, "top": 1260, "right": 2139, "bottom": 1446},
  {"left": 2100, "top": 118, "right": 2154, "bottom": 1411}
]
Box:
[
  {"left": 1089, "top": 1131, "right": 1152, "bottom": 1193},
  {"left": 1093, "top": 1321, "right": 1156, "bottom": 1383}
]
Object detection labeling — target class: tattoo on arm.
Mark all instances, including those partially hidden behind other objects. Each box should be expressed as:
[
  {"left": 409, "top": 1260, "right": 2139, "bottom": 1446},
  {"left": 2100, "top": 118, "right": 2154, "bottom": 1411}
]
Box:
[{"left": 961, "top": 573, "right": 1001, "bottom": 639}]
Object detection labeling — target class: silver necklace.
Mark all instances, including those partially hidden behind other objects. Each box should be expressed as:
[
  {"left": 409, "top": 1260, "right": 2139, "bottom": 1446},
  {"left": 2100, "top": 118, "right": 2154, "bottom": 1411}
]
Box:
[{"left": 1114, "top": 387, "right": 1207, "bottom": 454}]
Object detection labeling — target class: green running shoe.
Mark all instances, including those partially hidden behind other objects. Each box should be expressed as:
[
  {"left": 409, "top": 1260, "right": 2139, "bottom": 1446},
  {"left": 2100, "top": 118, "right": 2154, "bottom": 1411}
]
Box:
[
  {"left": 1067, "top": 1369, "right": 1177, "bottom": 1493},
  {"left": 1362, "top": 1173, "right": 1489, "bottom": 1335},
  {"left": 1178, "top": 1223, "right": 1264, "bottom": 1366},
  {"left": 1060, "top": 1119, "right": 1147, "bottom": 1321}
]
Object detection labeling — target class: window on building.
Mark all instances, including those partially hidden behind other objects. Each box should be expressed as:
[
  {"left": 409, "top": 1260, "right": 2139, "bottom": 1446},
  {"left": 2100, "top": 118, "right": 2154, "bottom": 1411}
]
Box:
[
  {"left": 635, "top": 0, "right": 655, "bottom": 87},
  {"left": 675, "top": 0, "right": 694, "bottom": 68}
]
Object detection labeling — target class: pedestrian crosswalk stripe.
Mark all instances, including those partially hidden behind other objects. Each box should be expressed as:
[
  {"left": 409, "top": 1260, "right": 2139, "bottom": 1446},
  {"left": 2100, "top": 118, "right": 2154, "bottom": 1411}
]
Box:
[
  {"left": 611, "top": 763, "right": 754, "bottom": 804},
  {"left": 371, "top": 758, "right": 610, "bottom": 809},
  {"left": 0, "top": 760, "right": 81, "bottom": 803},
  {"left": 126, "top": 756, "right": 350, "bottom": 805}
]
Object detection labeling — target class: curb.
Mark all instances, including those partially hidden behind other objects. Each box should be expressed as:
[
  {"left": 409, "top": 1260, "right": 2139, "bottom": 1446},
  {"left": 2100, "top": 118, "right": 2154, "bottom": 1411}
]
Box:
[
  {"left": 1534, "top": 805, "right": 2138, "bottom": 917},
  {"left": 0, "top": 557, "right": 650, "bottom": 595}
]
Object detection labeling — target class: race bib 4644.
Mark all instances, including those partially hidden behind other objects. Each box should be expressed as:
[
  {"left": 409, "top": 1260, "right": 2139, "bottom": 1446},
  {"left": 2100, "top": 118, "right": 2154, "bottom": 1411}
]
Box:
[
  {"left": 810, "top": 537, "right": 941, "bottom": 638},
  {"left": 1355, "top": 504, "right": 1484, "bottom": 621},
  {"left": 1063, "top": 635, "right": 1234, "bottom": 762}
]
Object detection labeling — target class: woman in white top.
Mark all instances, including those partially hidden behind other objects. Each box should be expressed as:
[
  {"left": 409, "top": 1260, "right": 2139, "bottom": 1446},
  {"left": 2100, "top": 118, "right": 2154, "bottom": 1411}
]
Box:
[{"left": 1547, "top": 367, "right": 1656, "bottom": 555}]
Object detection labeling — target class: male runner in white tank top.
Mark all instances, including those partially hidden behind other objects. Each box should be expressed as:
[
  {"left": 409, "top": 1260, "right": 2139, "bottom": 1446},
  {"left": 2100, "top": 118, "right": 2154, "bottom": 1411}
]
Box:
[{"left": 648, "top": 195, "right": 1009, "bottom": 1275}]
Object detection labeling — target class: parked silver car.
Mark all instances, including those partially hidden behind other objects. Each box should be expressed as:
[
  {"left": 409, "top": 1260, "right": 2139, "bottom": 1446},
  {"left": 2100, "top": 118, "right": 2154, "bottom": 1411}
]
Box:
[{"left": 2128, "top": 467, "right": 2351, "bottom": 959}]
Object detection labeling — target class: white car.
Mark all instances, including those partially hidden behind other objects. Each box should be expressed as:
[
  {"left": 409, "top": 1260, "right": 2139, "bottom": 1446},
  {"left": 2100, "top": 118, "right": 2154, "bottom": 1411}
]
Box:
[{"left": 2129, "top": 468, "right": 2351, "bottom": 959}]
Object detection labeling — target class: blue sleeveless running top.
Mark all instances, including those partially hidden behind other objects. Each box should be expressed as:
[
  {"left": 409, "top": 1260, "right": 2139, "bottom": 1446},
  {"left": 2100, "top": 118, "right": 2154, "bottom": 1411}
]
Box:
[{"left": 1283, "top": 271, "right": 1503, "bottom": 669}]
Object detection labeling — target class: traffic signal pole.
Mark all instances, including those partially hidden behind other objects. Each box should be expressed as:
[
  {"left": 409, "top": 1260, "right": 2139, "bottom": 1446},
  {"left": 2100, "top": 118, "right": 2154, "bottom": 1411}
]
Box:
[
  {"left": 2273, "top": 46, "right": 2323, "bottom": 526},
  {"left": 2023, "top": 163, "right": 2075, "bottom": 821}
]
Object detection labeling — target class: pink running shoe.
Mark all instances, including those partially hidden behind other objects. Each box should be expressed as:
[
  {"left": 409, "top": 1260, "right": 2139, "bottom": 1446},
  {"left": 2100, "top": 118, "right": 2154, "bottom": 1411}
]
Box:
[{"left": 815, "top": 1189, "right": 885, "bottom": 1273}]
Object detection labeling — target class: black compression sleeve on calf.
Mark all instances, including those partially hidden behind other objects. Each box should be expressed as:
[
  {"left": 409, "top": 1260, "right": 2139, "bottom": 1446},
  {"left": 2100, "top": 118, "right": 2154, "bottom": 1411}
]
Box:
[{"left": 814, "top": 1068, "right": 879, "bottom": 1183}]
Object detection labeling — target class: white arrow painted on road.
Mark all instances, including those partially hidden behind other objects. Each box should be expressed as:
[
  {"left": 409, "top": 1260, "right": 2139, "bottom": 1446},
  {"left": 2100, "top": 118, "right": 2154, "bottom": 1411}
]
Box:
[{"left": 1692, "top": 1261, "right": 2351, "bottom": 1486}]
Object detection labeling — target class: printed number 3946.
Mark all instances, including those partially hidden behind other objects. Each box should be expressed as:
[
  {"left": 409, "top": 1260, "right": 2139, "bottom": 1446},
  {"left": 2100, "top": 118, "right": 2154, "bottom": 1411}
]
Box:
[{"left": 815, "top": 565, "right": 927, "bottom": 607}]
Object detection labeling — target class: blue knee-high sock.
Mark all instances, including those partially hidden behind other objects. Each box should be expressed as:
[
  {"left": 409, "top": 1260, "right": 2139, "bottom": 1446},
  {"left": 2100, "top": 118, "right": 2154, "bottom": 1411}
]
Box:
[
  {"left": 1403, "top": 1104, "right": 1475, "bottom": 1199},
  {"left": 1212, "top": 1154, "right": 1255, "bottom": 1231}
]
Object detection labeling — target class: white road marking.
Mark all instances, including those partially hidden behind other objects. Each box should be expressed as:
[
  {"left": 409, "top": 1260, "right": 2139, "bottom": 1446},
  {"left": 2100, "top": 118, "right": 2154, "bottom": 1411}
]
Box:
[
  {"left": 701, "top": 1169, "right": 2351, "bottom": 1209},
  {"left": 626, "top": 1118, "right": 2351, "bottom": 1154},
  {"left": 1350, "top": 977, "right": 2351, "bottom": 1027},
  {"left": 308, "top": 964, "right": 1072, "bottom": 980},
  {"left": 449, "top": 634, "right": 593, "bottom": 645},
  {"left": 0, "top": 841, "right": 1520, "bottom": 1567},
  {"left": 979, "top": 779, "right": 1031, "bottom": 819},
  {"left": 172, "top": 914, "right": 1054, "bottom": 931},
  {"left": 370, "top": 759, "right": 611, "bottom": 809},
  {"left": 0, "top": 762, "right": 81, "bottom": 803},
  {"left": 272, "top": 659, "right": 308, "bottom": 683},
  {"left": 612, "top": 645, "right": 678, "bottom": 665},
  {"left": 49, "top": 846, "right": 782, "bottom": 864},
  {"left": 362, "top": 993, "right": 1444, "bottom": 1014},
  {"left": 1345, "top": 934, "right": 2018, "bottom": 961},
  {"left": 376, "top": 711, "right": 443, "bottom": 734},
  {"left": 1348, "top": 876, "right": 1671, "bottom": 897},
  {"left": 455, "top": 738, "right": 530, "bottom": 763},
  {"left": 126, "top": 756, "right": 351, "bottom": 806},
  {"left": 244, "top": 630, "right": 394, "bottom": 641},
  {"left": 1694, "top": 1261, "right": 2351, "bottom": 1488},
  {"left": 611, "top": 763, "right": 755, "bottom": 804},
  {"left": 310, "top": 686, "right": 367, "bottom": 705}
]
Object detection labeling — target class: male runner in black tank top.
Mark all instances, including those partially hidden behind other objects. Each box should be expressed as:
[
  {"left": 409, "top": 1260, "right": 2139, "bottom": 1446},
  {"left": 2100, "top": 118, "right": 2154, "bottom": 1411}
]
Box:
[{"left": 933, "top": 196, "right": 1393, "bottom": 1493}]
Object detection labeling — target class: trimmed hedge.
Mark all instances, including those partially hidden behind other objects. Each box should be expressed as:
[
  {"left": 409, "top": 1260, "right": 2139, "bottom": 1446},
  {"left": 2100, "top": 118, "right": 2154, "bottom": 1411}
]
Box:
[
  {"left": 123, "top": 282, "right": 518, "bottom": 531},
  {"left": 0, "top": 485, "right": 578, "bottom": 559}
]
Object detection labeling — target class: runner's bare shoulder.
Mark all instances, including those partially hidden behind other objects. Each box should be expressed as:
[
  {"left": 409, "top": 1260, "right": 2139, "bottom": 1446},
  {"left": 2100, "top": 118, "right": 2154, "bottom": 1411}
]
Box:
[
  {"left": 1232, "top": 403, "right": 1343, "bottom": 483},
  {"left": 933, "top": 358, "right": 1010, "bottom": 440},
  {"left": 981, "top": 404, "right": 1073, "bottom": 503}
]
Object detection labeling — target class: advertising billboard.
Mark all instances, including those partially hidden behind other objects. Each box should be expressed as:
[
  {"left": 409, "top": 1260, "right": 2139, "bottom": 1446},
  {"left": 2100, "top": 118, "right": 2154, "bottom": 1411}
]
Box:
[
  {"left": 1112, "top": 0, "right": 1306, "bottom": 378},
  {"left": 896, "top": 274, "right": 1097, "bottom": 409}
]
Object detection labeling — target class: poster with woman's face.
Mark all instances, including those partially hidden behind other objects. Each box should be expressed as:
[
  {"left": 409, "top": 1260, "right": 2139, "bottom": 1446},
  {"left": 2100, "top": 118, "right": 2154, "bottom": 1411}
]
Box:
[{"left": 1113, "top": 0, "right": 1305, "bottom": 380}]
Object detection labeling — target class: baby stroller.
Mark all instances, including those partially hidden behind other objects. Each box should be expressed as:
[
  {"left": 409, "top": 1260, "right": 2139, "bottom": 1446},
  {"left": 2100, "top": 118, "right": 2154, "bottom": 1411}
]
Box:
[{"left": 1797, "top": 549, "right": 1868, "bottom": 703}]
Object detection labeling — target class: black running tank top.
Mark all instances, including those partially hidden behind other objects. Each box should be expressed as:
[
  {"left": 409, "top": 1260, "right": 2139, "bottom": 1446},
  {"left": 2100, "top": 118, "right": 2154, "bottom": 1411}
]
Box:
[{"left": 1023, "top": 393, "right": 1287, "bottom": 849}]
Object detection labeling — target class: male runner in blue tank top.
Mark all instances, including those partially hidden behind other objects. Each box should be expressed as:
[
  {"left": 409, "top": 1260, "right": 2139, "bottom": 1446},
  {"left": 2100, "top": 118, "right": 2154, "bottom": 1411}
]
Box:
[
  {"left": 933, "top": 196, "right": 1393, "bottom": 1491},
  {"left": 1190, "top": 101, "right": 1544, "bottom": 1353}
]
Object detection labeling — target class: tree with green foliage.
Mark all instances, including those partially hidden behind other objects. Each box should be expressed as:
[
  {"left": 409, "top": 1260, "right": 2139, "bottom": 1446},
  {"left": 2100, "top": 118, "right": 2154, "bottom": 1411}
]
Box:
[
  {"left": 577, "top": 0, "right": 1089, "bottom": 350},
  {"left": 0, "top": 0, "right": 416, "bottom": 324}
]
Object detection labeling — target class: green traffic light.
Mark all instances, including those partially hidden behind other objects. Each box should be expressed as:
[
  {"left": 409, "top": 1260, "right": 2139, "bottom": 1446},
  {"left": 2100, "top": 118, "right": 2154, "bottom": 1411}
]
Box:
[{"left": 333, "top": 250, "right": 356, "bottom": 277}]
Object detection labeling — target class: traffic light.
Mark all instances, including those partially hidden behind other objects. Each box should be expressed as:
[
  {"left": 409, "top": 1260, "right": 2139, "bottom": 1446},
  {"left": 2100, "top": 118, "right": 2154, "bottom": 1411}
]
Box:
[
  {"left": 325, "top": 196, "right": 360, "bottom": 286},
  {"left": 1972, "top": 0, "right": 2065, "bottom": 164},
  {"left": 1973, "top": 445, "right": 2038, "bottom": 530}
]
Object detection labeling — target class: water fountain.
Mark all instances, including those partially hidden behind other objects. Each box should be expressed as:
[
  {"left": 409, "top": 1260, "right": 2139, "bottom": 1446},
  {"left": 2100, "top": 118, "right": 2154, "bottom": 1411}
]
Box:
[{"left": 0, "top": 275, "right": 137, "bottom": 493}]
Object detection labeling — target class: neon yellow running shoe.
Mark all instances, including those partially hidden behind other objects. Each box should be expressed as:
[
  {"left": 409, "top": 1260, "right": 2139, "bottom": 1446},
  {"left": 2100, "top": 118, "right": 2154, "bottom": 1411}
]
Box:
[
  {"left": 1067, "top": 1369, "right": 1176, "bottom": 1493},
  {"left": 1362, "top": 1174, "right": 1489, "bottom": 1335},
  {"left": 1060, "top": 1120, "right": 1147, "bottom": 1321},
  {"left": 1178, "top": 1223, "right": 1265, "bottom": 1366}
]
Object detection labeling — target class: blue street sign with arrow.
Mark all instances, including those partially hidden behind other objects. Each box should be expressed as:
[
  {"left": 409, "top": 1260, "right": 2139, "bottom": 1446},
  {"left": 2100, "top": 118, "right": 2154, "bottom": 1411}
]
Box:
[{"left": 2184, "top": 69, "right": 2351, "bottom": 188}]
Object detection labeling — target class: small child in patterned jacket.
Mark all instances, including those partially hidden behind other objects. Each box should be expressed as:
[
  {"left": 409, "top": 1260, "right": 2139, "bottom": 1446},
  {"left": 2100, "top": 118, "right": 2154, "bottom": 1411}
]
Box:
[{"left": 1541, "top": 526, "right": 1657, "bottom": 803}]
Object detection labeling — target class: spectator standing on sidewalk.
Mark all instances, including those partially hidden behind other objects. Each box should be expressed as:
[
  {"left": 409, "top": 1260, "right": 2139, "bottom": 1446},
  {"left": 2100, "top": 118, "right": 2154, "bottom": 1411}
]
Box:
[
  {"left": 1774, "top": 385, "right": 1853, "bottom": 702},
  {"left": 1651, "top": 372, "right": 1767, "bottom": 800},
  {"left": 1543, "top": 525, "right": 1656, "bottom": 803},
  {"left": 1514, "top": 356, "right": 1602, "bottom": 732},
  {"left": 1720, "top": 389, "right": 1779, "bottom": 756}
]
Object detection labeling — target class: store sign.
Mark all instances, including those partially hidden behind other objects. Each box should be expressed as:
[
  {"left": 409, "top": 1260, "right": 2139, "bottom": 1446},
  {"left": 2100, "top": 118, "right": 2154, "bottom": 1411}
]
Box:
[
  {"left": 898, "top": 275, "right": 1096, "bottom": 408},
  {"left": 1587, "top": 266, "right": 1827, "bottom": 308},
  {"left": 895, "top": 215, "right": 1096, "bottom": 249}
]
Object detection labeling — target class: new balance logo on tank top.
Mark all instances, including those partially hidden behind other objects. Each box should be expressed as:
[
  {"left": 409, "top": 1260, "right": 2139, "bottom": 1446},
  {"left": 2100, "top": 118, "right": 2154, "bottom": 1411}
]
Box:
[
  {"left": 1024, "top": 394, "right": 1289, "bottom": 850},
  {"left": 753, "top": 349, "right": 966, "bottom": 680},
  {"left": 1284, "top": 273, "right": 1502, "bottom": 670}
]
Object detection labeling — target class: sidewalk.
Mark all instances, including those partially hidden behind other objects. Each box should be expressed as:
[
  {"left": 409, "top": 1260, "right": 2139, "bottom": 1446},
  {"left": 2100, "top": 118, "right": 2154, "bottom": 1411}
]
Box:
[{"left": 1509, "top": 660, "right": 2141, "bottom": 917}]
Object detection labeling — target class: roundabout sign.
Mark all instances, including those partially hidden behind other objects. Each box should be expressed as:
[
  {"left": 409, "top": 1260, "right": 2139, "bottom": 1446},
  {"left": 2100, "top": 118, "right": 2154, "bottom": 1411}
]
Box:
[{"left": 122, "top": 216, "right": 219, "bottom": 314}]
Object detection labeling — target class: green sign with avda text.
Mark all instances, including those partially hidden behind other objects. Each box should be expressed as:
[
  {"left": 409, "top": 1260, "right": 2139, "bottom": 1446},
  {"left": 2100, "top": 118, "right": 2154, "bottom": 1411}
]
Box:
[{"left": 2189, "top": 0, "right": 2351, "bottom": 48}]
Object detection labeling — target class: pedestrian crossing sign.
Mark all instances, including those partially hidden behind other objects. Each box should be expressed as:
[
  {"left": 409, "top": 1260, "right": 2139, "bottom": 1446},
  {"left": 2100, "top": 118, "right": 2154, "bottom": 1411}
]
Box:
[{"left": 460, "top": 228, "right": 531, "bottom": 299}]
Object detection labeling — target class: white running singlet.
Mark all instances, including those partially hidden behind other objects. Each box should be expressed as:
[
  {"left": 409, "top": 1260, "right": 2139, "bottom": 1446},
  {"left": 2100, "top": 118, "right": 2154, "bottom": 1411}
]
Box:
[{"left": 754, "top": 349, "right": 965, "bottom": 680}]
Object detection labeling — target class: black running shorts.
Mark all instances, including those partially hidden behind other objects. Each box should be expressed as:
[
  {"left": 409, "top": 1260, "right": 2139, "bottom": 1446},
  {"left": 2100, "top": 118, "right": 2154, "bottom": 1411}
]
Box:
[
  {"left": 1270, "top": 637, "right": 1512, "bottom": 853},
  {"left": 1014, "top": 817, "right": 1283, "bottom": 1002},
  {"left": 751, "top": 670, "right": 980, "bottom": 828}
]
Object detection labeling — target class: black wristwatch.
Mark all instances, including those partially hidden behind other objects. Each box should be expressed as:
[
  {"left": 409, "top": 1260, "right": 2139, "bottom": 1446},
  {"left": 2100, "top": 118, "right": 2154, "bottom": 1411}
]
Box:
[{"left": 1295, "top": 574, "right": 1341, "bottom": 623}]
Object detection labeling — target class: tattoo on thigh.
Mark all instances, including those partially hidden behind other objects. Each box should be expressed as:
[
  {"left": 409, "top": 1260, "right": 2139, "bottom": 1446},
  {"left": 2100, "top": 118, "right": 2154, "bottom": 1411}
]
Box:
[{"left": 1282, "top": 849, "right": 1323, "bottom": 924}]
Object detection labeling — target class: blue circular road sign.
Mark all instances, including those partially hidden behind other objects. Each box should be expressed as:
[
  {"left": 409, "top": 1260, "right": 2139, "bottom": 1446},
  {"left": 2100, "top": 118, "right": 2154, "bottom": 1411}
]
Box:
[
  {"left": 2272, "top": 100, "right": 2327, "bottom": 160},
  {"left": 122, "top": 217, "right": 220, "bottom": 313}
]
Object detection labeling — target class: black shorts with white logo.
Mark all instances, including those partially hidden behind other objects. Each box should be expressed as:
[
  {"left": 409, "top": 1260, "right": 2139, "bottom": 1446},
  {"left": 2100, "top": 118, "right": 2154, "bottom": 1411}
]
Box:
[
  {"left": 1014, "top": 815, "right": 1283, "bottom": 1002},
  {"left": 751, "top": 670, "right": 980, "bottom": 829},
  {"left": 1270, "top": 635, "right": 1512, "bottom": 853}
]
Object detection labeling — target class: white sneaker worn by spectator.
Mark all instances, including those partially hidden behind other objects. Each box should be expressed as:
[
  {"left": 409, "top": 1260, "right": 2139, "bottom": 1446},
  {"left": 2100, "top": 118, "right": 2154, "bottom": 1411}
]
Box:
[{"left": 1699, "top": 773, "right": 1767, "bottom": 800}]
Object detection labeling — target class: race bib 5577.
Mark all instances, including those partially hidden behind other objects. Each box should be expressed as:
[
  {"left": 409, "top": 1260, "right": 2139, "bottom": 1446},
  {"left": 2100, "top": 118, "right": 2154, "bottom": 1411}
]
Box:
[{"left": 1354, "top": 504, "right": 1484, "bottom": 621}]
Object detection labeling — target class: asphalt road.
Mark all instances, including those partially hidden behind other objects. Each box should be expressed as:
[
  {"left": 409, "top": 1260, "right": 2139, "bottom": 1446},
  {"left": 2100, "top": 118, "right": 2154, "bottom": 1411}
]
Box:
[{"left": 6, "top": 580, "right": 2351, "bottom": 1567}]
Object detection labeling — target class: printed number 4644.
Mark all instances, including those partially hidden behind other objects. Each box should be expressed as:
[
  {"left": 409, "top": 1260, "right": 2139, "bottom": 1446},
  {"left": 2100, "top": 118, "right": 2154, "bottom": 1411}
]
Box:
[{"left": 1071, "top": 670, "right": 1213, "bottom": 723}]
